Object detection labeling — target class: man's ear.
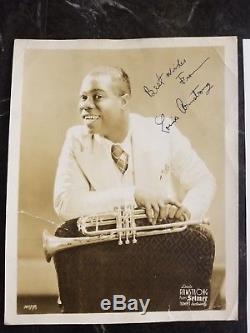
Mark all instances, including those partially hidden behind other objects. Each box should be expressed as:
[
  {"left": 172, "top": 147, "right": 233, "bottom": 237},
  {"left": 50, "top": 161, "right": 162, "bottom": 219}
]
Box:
[{"left": 120, "top": 93, "right": 130, "bottom": 109}]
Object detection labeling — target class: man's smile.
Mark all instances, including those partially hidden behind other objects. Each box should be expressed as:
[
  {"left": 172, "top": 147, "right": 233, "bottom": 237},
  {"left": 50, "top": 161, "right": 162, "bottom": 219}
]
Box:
[{"left": 82, "top": 114, "right": 101, "bottom": 125}]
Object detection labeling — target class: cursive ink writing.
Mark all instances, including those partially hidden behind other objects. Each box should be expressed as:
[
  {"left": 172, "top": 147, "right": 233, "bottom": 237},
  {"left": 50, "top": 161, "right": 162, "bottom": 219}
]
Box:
[
  {"left": 144, "top": 58, "right": 187, "bottom": 97},
  {"left": 175, "top": 57, "right": 210, "bottom": 85},
  {"left": 176, "top": 82, "right": 214, "bottom": 114},
  {"left": 155, "top": 114, "right": 180, "bottom": 133},
  {"left": 144, "top": 73, "right": 165, "bottom": 97}
]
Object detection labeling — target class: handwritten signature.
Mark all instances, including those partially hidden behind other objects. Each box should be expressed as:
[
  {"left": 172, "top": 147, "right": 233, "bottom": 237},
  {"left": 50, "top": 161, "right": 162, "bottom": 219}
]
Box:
[
  {"left": 176, "top": 82, "right": 214, "bottom": 113},
  {"left": 144, "top": 58, "right": 186, "bottom": 97},
  {"left": 150, "top": 56, "right": 214, "bottom": 133},
  {"left": 155, "top": 114, "right": 180, "bottom": 133},
  {"left": 155, "top": 82, "right": 214, "bottom": 133}
]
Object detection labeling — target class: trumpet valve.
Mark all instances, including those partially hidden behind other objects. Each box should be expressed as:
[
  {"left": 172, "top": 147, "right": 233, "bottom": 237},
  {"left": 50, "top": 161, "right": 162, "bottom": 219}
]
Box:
[{"left": 125, "top": 239, "right": 130, "bottom": 245}]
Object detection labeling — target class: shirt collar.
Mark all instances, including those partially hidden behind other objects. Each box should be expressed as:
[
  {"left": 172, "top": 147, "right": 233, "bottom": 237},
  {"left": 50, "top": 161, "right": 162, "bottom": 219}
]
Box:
[{"left": 94, "top": 129, "right": 131, "bottom": 154}]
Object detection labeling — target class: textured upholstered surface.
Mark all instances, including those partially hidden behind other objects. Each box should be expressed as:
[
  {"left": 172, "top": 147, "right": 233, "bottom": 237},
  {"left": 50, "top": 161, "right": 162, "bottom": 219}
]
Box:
[{"left": 54, "top": 218, "right": 215, "bottom": 313}]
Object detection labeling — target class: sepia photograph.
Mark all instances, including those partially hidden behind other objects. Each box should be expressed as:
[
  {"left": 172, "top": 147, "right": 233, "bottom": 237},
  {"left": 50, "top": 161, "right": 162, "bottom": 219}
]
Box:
[{"left": 5, "top": 37, "right": 238, "bottom": 324}]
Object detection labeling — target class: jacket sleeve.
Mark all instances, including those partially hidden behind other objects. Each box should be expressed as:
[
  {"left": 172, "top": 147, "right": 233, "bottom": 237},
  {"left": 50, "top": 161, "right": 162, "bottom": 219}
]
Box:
[
  {"left": 53, "top": 128, "right": 135, "bottom": 221},
  {"left": 169, "top": 125, "right": 216, "bottom": 220}
]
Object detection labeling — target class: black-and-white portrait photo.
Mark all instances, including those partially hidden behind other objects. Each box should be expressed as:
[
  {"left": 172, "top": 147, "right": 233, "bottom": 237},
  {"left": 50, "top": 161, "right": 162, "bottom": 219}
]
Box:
[{"left": 5, "top": 37, "right": 238, "bottom": 324}]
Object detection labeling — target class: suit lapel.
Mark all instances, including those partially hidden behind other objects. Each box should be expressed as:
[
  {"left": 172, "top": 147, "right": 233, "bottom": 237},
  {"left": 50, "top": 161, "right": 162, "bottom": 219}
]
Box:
[
  {"left": 75, "top": 135, "right": 121, "bottom": 191},
  {"left": 74, "top": 114, "right": 167, "bottom": 192}
]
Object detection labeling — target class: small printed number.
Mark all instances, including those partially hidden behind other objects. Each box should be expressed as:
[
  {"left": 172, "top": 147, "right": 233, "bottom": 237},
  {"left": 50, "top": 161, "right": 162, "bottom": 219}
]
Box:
[{"left": 23, "top": 304, "right": 37, "bottom": 311}]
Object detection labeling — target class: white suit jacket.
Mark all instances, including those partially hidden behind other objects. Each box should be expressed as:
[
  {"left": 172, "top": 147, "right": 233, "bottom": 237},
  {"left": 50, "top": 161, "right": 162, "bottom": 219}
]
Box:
[{"left": 54, "top": 113, "right": 216, "bottom": 221}]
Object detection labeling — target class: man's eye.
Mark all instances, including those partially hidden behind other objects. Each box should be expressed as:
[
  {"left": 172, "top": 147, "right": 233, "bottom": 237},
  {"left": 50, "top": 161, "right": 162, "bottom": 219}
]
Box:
[
  {"left": 81, "top": 95, "right": 87, "bottom": 101},
  {"left": 94, "top": 94, "right": 103, "bottom": 100}
]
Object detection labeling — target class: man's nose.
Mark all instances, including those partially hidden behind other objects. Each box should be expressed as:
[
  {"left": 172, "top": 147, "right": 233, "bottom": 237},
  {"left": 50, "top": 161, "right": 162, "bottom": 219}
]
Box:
[{"left": 80, "top": 96, "right": 95, "bottom": 111}]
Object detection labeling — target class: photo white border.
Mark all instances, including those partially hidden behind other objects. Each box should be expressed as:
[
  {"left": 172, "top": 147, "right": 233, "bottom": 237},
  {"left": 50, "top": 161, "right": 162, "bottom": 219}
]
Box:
[
  {"left": 243, "top": 39, "right": 250, "bottom": 333},
  {"left": 5, "top": 36, "right": 238, "bottom": 325}
]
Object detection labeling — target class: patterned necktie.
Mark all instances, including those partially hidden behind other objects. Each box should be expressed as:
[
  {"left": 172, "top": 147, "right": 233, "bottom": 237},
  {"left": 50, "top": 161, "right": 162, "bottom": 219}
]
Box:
[{"left": 111, "top": 144, "right": 129, "bottom": 174}]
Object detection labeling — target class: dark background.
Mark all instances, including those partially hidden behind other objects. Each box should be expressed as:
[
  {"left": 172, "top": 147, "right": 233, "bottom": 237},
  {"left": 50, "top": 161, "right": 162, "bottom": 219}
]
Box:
[{"left": 0, "top": 0, "right": 248, "bottom": 332}]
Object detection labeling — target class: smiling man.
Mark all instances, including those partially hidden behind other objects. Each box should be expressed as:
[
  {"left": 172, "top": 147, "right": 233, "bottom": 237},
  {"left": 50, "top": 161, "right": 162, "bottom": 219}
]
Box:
[
  {"left": 54, "top": 66, "right": 216, "bottom": 223},
  {"left": 79, "top": 67, "right": 130, "bottom": 143}
]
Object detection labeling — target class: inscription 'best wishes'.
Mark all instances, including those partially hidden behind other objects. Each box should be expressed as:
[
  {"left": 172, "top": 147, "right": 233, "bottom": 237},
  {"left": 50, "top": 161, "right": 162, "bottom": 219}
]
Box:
[{"left": 143, "top": 57, "right": 214, "bottom": 133}]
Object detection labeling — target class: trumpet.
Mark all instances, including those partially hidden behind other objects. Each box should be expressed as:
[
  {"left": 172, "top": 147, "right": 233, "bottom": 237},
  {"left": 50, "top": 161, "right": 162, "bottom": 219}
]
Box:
[{"left": 43, "top": 207, "right": 209, "bottom": 263}]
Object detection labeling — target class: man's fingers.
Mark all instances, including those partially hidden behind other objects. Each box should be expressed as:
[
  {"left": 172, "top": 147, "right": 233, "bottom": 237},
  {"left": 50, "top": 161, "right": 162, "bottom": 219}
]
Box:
[
  {"left": 179, "top": 215, "right": 185, "bottom": 222},
  {"left": 165, "top": 203, "right": 170, "bottom": 218},
  {"left": 139, "top": 194, "right": 190, "bottom": 224},
  {"left": 166, "top": 203, "right": 179, "bottom": 219},
  {"left": 175, "top": 207, "right": 184, "bottom": 220},
  {"left": 158, "top": 201, "right": 166, "bottom": 221},
  {"left": 182, "top": 211, "right": 191, "bottom": 221},
  {"left": 145, "top": 204, "right": 154, "bottom": 223},
  {"left": 178, "top": 207, "right": 191, "bottom": 221},
  {"left": 168, "top": 205, "right": 178, "bottom": 219},
  {"left": 151, "top": 202, "right": 160, "bottom": 224},
  {"left": 165, "top": 203, "right": 191, "bottom": 221},
  {"left": 164, "top": 199, "right": 181, "bottom": 208}
]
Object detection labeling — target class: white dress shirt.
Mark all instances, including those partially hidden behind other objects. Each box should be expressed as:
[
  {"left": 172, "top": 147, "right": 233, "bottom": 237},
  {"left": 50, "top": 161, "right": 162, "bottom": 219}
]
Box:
[{"left": 94, "top": 130, "right": 135, "bottom": 187}]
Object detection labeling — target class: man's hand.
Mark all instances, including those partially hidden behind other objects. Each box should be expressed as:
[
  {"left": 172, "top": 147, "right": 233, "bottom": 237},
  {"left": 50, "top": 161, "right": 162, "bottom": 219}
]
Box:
[{"left": 134, "top": 189, "right": 191, "bottom": 224}]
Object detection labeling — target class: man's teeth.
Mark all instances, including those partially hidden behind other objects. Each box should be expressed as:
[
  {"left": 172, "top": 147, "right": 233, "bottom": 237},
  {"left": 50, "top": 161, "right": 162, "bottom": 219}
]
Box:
[{"left": 84, "top": 115, "right": 100, "bottom": 120}]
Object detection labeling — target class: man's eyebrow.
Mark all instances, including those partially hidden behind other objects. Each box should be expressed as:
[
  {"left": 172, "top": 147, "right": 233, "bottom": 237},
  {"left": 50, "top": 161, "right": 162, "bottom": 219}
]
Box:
[{"left": 80, "top": 89, "right": 105, "bottom": 96}]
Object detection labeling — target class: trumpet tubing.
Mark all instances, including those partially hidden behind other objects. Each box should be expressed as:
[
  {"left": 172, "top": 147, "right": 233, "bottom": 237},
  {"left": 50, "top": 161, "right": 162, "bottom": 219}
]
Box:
[
  {"left": 43, "top": 229, "right": 118, "bottom": 263},
  {"left": 43, "top": 208, "right": 209, "bottom": 262}
]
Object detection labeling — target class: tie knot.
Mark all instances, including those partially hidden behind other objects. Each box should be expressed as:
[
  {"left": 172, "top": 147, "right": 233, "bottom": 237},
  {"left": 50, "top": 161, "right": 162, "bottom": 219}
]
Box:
[
  {"left": 111, "top": 144, "right": 129, "bottom": 174},
  {"left": 111, "top": 144, "right": 124, "bottom": 159}
]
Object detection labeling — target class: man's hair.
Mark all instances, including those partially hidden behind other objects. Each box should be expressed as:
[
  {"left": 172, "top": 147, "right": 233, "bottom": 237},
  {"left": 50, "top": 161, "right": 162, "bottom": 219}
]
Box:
[{"left": 86, "top": 66, "right": 131, "bottom": 96}]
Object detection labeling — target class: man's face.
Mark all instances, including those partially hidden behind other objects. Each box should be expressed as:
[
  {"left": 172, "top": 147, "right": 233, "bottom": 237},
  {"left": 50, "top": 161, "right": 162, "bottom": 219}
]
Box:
[{"left": 79, "top": 72, "right": 127, "bottom": 137}]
